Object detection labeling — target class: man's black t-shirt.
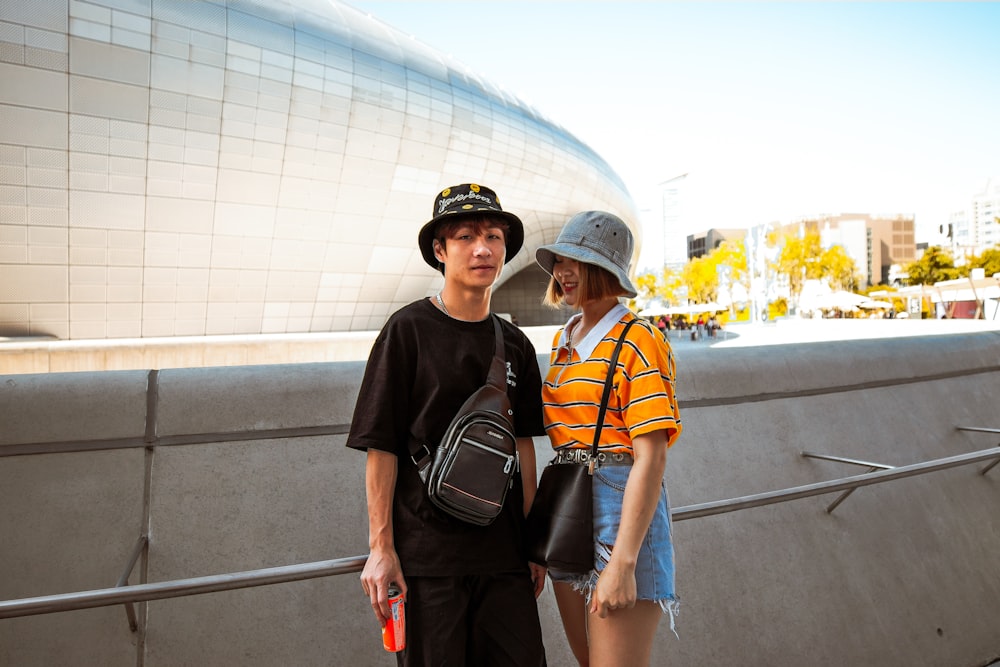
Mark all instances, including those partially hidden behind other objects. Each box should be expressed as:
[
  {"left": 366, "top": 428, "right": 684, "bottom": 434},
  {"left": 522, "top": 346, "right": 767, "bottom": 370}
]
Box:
[{"left": 346, "top": 298, "right": 545, "bottom": 576}]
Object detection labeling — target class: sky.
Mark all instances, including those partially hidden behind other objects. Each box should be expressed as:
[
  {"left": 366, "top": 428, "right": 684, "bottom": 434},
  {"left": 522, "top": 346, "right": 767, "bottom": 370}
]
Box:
[{"left": 346, "top": 1, "right": 1000, "bottom": 269}]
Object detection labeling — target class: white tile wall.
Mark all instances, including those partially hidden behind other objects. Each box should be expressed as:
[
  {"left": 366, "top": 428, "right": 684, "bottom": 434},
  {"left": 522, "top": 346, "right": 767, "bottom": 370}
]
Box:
[{"left": 1, "top": 0, "right": 636, "bottom": 340}]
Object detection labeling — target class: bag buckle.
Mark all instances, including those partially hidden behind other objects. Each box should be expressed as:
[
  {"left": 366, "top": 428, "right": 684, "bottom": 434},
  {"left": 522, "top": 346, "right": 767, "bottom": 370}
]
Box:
[{"left": 412, "top": 444, "right": 432, "bottom": 482}]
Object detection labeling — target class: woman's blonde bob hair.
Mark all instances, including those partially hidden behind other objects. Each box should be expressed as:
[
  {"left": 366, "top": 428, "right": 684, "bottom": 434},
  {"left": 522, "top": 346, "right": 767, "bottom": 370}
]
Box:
[{"left": 542, "top": 259, "right": 627, "bottom": 308}]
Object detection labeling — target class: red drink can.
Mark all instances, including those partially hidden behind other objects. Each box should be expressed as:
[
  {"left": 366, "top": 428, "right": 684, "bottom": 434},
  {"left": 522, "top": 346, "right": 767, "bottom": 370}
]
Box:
[{"left": 381, "top": 584, "right": 405, "bottom": 652}]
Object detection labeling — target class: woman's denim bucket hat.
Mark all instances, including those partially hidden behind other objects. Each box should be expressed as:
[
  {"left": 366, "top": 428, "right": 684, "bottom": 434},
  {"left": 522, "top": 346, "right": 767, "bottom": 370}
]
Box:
[{"left": 535, "top": 211, "right": 638, "bottom": 298}]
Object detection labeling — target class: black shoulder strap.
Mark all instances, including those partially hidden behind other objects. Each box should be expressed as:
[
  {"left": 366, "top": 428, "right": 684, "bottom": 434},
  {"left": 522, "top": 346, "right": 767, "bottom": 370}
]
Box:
[
  {"left": 408, "top": 313, "right": 507, "bottom": 462},
  {"left": 485, "top": 314, "right": 507, "bottom": 391},
  {"left": 589, "top": 317, "right": 638, "bottom": 468}
]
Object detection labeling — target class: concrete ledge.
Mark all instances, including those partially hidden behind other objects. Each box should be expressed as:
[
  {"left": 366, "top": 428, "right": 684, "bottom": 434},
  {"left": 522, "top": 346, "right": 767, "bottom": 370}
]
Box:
[
  {"left": 0, "top": 370, "right": 149, "bottom": 446},
  {"left": 155, "top": 362, "right": 366, "bottom": 437},
  {"left": 674, "top": 331, "right": 1000, "bottom": 403},
  {"left": 1, "top": 331, "right": 998, "bottom": 667}
]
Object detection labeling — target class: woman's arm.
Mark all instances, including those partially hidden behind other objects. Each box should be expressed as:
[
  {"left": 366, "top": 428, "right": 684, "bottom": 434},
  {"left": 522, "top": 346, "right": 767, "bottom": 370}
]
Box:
[{"left": 590, "top": 429, "right": 668, "bottom": 617}]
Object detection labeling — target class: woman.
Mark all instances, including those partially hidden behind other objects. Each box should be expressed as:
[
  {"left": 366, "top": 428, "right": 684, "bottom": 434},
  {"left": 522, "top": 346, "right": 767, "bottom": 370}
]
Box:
[{"left": 535, "top": 211, "right": 682, "bottom": 667}]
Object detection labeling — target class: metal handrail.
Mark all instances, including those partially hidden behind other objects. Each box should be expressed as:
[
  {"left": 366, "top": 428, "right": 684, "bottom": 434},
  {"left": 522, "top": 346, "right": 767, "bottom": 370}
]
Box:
[
  {"left": 0, "top": 556, "right": 367, "bottom": 620},
  {"left": 1, "top": 445, "right": 998, "bottom": 621},
  {"left": 116, "top": 535, "right": 147, "bottom": 632},
  {"left": 957, "top": 425, "right": 1000, "bottom": 474},
  {"left": 801, "top": 452, "right": 895, "bottom": 514},
  {"left": 673, "top": 446, "right": 998, "bottom": 521}
]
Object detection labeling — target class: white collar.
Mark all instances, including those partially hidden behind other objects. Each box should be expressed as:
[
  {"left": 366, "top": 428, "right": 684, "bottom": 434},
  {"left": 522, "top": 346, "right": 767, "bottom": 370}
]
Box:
[{"left": 558, "top": 302, "right": 629, "bottom": 360}]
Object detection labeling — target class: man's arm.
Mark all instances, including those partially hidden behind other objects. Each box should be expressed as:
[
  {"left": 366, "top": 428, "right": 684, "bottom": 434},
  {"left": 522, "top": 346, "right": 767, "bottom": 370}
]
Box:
[
  {"left": 359, "top": 448, "right": 406, "bottom": 625},
  {"left": 516, "top": 436, "right": 547, "bottom": 596},
  {"left": 516, "top": 436, "right": 538, "bottom": 517}
]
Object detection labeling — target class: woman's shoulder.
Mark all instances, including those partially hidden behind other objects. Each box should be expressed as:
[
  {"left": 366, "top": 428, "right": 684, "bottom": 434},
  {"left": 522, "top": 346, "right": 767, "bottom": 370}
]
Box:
[
  {"left": 619, "top": 312, "right": 660, "bottom": 341},
  {"left": 618, "top": 313, "right": 673, "bottom": 360}
]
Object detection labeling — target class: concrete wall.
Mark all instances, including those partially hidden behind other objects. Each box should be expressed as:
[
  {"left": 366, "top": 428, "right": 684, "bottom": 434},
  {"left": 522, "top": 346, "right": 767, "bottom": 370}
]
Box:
[{"left": 1, "top": 332, "right": 999, "bottom": 667}]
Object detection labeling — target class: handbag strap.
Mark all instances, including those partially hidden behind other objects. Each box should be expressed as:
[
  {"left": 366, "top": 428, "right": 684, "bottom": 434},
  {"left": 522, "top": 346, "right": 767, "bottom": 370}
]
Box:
[
  {"left": 408, "top": 313, "right": 507, "bottom": 462},
  {"left": 589, "top": 317, "right": 638, "bottom": 473},
  {"left": 485, "top": 314, "right": 507, "bottom": 391}
]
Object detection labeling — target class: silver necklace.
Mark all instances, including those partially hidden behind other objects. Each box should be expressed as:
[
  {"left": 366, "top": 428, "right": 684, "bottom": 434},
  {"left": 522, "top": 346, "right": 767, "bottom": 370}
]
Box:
[{"left": 435, "top": 292, "right": 450, "bottom": 316}]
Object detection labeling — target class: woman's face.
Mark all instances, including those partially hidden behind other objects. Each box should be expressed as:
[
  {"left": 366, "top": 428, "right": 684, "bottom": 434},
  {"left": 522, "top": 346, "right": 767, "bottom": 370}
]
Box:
[{"left": 552, "top": 255, "right": 581, "bottom": 307}]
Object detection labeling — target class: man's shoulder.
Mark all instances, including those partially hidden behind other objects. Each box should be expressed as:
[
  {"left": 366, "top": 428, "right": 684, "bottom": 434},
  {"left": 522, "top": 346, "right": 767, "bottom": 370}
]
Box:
[
  {"left": 496, "top": 315, "right": 535, "bottom": 350},
  {"left": 384, "top": 298, "right": 434, "bottom": 325}
]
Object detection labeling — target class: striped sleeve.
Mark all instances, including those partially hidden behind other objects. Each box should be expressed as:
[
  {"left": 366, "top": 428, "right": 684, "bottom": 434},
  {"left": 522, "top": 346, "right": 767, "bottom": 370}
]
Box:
[{"left": 616, "top": 319, "right": 682, "bottom": 447}]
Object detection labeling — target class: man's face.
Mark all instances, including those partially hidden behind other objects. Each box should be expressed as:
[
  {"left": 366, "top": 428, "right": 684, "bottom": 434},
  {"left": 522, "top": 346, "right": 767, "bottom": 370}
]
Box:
[{"left": 432, "top": 219, "right": 507, "bottom": 288}]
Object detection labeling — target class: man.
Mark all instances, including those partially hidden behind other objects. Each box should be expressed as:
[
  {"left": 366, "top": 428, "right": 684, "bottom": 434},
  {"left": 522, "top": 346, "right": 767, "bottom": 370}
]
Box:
[{"left": 346, "top": 184, "right": 547, "bottom": 666}]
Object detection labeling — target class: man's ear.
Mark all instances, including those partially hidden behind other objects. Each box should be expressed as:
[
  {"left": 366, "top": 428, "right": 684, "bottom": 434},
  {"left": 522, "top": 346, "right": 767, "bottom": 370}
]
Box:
[{"left": 433, "top": 238, "right": 447, "bottom": 264}]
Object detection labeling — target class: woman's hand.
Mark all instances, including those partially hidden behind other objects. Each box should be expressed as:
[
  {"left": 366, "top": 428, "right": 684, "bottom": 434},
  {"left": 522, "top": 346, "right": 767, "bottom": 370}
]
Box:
[
  {"left": 528, "top": 561, "right": 547, "bottom": 598},
  {"left": 589, "top": 558, "right": 637, "bottom": 618}
]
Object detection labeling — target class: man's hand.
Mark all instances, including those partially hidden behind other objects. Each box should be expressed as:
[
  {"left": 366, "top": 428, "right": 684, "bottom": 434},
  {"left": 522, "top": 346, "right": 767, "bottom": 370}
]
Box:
[{"left": 360, "top": 547, "right": 406, "bottom": 626}]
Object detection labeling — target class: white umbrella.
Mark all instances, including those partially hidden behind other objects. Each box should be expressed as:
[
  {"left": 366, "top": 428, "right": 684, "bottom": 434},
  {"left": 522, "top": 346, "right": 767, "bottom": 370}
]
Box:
[
  {"left": 858, "top": 300, "right": 893, "bottom": 309},
  {"left": 810, "top": 290, "right": 869, "bottom": 310}
]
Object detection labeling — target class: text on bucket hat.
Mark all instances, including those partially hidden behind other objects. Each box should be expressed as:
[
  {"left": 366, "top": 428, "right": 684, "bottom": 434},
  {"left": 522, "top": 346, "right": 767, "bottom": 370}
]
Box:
[
  {"left": 535, "top": 210, "right": 637, "bottom": 298},
  {"left": 418, "top": 184, "right": 524, "bottom": 271}
]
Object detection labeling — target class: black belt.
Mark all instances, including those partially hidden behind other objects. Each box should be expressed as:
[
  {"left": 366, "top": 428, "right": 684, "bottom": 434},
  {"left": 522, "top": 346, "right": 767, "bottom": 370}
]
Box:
[{"left": 553, "top": 449, "right": 633, "bottom": 466}]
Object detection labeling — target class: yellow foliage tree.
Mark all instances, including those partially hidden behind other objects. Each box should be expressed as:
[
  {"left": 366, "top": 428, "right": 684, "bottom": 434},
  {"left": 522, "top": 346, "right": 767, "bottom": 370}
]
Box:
[
  {"left": 821, "top": 244, "right": 861, "bottom": 291},
  {"left": 682, "top": 255, "right": 718, "bottom": 304},
  {"left": 771, "top": 228, "right": 823, "bottom": 306}
]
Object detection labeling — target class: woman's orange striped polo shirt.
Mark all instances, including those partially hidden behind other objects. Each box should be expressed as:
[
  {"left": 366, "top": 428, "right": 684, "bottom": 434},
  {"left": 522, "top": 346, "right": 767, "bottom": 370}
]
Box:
[{"left": 541, "top": 307, "right": 682, "bottom": 455}]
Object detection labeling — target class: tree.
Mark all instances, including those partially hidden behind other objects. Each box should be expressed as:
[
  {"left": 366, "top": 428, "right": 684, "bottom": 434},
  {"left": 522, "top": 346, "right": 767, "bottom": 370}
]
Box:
[
  {"left": 681, "top": 254, "right": 717, "bottom": 304},
  {"left": 660, "top": 266, "right": 685, "bottom": 305},
  {"left": 771, "top": 228, "right": 823, "bottom": 306},
  {"left": 821, "top": 244, "right": 861, "bottom": 292},
  {"left": 711, "top": 240, "right": 748, "bottom": 307},
  {"left": 635, "top": 272, "right": 659, "bottom": 303},
  {"left": 905, "top": 246, "right": 959, "bottom": 285},
  {"left": 968, "top": 246, "right": 1000, "bottom": 277},
  {"left": 636, "top": 266, "right": 685, "bottom": 306}
]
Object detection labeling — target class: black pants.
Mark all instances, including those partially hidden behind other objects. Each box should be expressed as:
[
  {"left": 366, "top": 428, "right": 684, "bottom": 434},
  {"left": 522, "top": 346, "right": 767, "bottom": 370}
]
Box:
[{"left": 397, "top": 570, "right": 546, "bottom": 667}]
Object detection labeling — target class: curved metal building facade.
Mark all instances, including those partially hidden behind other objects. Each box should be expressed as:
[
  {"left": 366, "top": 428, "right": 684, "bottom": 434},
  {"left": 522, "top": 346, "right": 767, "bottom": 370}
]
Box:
[{"left": 0, "top": 0, "right": 638, "bottom": 339}]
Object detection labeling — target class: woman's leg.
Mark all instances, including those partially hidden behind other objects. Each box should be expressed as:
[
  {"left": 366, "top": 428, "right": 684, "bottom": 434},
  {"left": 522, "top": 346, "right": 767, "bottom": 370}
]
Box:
[
  {"left": 553, "top": 581, "right": 590, "bottom": 667},
  {"left": 586, "top": 599, "right": 662, "bottom": 667}
]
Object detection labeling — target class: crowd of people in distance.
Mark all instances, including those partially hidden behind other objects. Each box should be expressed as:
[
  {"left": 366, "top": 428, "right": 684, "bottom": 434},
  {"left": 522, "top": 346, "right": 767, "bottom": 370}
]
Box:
[{"left": 654, "top": 313, "right": 723, "bottom": 340}]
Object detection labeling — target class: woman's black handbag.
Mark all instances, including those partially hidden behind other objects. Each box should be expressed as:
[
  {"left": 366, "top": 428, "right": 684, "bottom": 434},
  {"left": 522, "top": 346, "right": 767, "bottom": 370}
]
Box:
[{"left": 526, "top": 319, "right": 637, "bottom": 572}]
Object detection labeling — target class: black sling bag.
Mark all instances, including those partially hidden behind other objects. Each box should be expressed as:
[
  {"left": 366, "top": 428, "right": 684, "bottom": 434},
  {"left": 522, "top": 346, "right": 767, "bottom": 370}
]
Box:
[{"left": 410, "top": 315, "right": 518, "bottom": 526}]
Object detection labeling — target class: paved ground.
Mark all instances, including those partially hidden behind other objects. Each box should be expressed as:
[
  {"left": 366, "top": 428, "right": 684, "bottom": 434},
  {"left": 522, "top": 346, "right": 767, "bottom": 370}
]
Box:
[
  {"left": 523, "top": 316, "right": 1000, "bottom": 356},
  {"left": 2, "top": 315, "right": 998, "bottom": 374}
]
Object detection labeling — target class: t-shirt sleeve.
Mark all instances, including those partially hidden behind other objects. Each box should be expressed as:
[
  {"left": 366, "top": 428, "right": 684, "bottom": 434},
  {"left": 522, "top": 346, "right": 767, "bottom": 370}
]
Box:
[
  {"left": 512, "top": 335, "right": 546, "bottom": 438},
  {"left": 344, "top": 318, "right": 413, "bottom": 455},
  {"left": 616, "top": 321, "right": 683, "bottom": 447}
]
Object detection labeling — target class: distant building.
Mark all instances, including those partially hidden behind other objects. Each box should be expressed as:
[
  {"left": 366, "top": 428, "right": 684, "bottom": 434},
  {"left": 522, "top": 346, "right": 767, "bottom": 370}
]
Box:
[
  {"left": 943, "top": 177, "right": 1000, "bottom": 260},
  {"left": 659, "top": 174, "right": 689, "bottom": 269},
  {"left": 789, "top": 213, "right": 916, "bottom": 287},
  {"left": 687, "top": 228, "right": 747, "bottom": 259}
]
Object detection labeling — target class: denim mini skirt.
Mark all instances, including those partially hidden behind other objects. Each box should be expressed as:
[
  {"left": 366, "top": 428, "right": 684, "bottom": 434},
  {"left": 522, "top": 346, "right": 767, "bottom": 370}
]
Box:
[{"left": 549, "top": 464, "right": 679, "bottom": 633}]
